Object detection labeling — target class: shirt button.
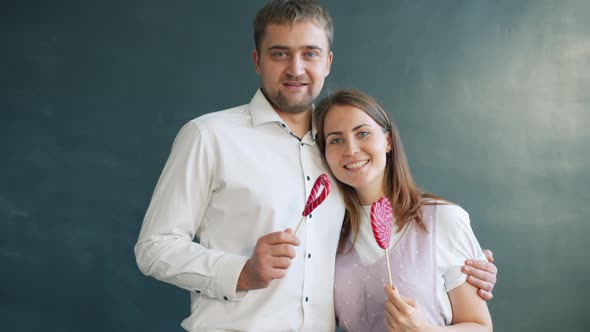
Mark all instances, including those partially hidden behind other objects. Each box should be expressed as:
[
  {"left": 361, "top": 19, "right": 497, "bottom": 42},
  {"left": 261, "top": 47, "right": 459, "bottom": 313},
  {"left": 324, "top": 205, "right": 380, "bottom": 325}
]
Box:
[
  {"left": 301, "top": 143, "right": 304, "bottom": 146},
  {"left": 308, "top": 253, "right": 311, "bottom": 258},
  {"left": 306, "top": 176, "right": 310, "bottom": 181},
  {"left": 305, "top": 297, "right": 309, "bottom": 302},
  {"left": 281, "top": 123, "right": 286, "bottom": 128},
  {"left": 309, "top": 214, "right": 312, "bottom": 218},
  {"left": 195, "top": 290, "right": 201, "bottom": 293},
  {"left": 223, "top": 296, "right": 229, "bottom": 301}
]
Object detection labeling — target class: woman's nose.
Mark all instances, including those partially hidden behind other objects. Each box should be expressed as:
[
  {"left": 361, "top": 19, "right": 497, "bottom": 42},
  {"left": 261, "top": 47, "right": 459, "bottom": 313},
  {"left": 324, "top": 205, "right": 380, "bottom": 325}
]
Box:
[{"left": 344, "top": 140, "right": 359, "bottom": 156}]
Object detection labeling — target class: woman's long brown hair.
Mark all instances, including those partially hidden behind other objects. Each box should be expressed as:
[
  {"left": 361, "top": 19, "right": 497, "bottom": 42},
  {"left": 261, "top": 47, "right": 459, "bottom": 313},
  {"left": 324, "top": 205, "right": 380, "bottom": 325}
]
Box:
[{"left": 314, "top": 89, "right": 445, "bottom": 253}]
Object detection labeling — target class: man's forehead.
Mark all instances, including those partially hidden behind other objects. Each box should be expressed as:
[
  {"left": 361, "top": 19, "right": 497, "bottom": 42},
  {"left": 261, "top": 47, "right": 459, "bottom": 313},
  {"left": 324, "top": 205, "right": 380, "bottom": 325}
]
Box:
[{"left": 260, "top": 21, "right": 330, "bottom": 49}]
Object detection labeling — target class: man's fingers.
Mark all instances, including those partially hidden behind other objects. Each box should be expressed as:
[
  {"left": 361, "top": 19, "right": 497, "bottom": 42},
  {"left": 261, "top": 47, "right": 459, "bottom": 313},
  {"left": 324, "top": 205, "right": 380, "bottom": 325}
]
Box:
[
  {"left": 245, "top": 229, "right": 303, "bottom": 289},
  {"left": 463, "top": 258, "right": 497, "bottom": 296},
  {"left": 263, "top": 230, "right": 301, "bottom": 246},
  {"left": 482, "top": 249, "right": 494, "bottom": 263},
  {"left": 464, "top": 259, "right": 498, "bottom": 275},
  {"left": 253, "top": 261, "right": 289, "bottom": 282},
  {"left": 266, "top": 243, "right": 296, "bottom": 259},
  {"left": 272, "top": 256, "right": 292, "bottom": 269},
  {"left": 462, "top": 262, "right": 496, "bottom": 283},
  {"left": 270, "top": 268, "right": 287, "bottom": 280},
  {"left": 463, "top": 259, "right": 497, "bottom": 290},
  {"left": 466, "top": 275, "right": 494, "bottom": 293},
  {"left": 478, "top": 289, "right": 494, "bottom": 301}
]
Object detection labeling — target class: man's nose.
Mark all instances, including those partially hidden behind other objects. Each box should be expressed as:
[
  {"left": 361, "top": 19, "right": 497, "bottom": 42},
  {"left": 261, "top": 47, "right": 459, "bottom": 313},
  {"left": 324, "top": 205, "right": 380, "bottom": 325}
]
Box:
[{"left": 286, "top": 56, "right": 305, "bottom": 78}]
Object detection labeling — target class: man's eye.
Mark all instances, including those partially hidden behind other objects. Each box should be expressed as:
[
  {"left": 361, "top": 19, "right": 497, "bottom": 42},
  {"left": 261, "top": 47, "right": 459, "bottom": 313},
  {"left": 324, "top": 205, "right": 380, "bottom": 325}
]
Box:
[
  {"left": 273, "top": 52, "right": 287, "bottom": 58},
  {"left": 306, "top": 52, "right": 319, "bottom": 58}
]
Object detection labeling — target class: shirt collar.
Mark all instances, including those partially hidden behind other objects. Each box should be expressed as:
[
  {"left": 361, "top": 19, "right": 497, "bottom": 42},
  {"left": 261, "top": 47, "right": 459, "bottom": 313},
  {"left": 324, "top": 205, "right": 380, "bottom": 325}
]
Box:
[
  {"left": 249, "top": 89, "right": 284, "bottom": 127},
  {"left": 249, "top": 89, "right": 318, "bottom": 142}
]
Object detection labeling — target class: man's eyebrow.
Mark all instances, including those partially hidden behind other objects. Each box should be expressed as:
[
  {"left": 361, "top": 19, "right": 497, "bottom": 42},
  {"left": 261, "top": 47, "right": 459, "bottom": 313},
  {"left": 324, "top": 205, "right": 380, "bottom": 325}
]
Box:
[
  {"left": 267, "top": 45, "right": 290, "bottom": 51},
  {"left": 325, "top": 124, "right": 371, "bottom": 138},
  {"left": 266, "top": 45, "right": 324, "bottom": 52},
  {"left": 302, "top": 45, "right": 323, "bottom": 51}
]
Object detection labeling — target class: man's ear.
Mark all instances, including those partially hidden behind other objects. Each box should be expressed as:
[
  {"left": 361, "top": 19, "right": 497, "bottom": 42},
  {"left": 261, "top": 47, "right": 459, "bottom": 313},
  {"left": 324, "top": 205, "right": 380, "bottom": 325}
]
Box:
[
  {"left": 325, "top": 51, "right": 333, "bottom": 77},
  {"left": 253, "top": 49, "right": 261, "bottom": 74}
]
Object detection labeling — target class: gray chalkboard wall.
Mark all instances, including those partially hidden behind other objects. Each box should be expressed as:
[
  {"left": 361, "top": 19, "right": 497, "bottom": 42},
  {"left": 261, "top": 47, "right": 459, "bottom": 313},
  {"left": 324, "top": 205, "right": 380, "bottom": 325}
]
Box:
[{"left": 2, "top": 1, "right": 589, "bottom": 331}]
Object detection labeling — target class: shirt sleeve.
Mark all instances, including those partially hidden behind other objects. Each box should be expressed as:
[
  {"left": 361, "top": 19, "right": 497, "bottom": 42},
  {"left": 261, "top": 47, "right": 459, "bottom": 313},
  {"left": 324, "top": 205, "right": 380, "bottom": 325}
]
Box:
[
  {"left": 435, "top": 204, "right": 486, "bottom": 293},
  {"left": 134, "top": 120, "right": 248, "bottom": 301}
]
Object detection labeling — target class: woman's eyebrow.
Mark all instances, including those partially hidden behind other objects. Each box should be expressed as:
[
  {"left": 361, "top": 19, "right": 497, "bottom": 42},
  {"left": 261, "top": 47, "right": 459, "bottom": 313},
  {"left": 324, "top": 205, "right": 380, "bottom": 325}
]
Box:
[{"left": 325, "top": 124, "right": 371, "bottom": 138}]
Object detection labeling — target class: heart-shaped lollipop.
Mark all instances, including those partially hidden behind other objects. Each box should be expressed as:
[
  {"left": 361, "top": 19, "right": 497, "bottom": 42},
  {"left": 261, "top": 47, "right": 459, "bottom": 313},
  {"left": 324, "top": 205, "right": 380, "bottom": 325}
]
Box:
[
  {"left": 294, "top": 174, "right": 331, "bottom": 234},
  {"left": 371, "top": 197, "right": 393, "bottom": 249},
  {"left": 371, "top": 196, "right": 394, "bottom": 287},
  {"left": 302, "top": 174, "right": 331, "bottom": 216}
]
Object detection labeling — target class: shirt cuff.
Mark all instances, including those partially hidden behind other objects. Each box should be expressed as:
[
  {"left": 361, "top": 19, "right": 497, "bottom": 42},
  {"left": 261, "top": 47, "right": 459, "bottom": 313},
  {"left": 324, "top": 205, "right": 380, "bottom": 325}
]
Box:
[{"left": 211, "top": 253, "right": 249, "bottom": 301}]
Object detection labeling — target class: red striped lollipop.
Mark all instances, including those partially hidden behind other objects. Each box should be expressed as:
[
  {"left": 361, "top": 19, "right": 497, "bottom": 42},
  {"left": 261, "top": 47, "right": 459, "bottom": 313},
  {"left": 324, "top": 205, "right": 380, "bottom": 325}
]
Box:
[
  {"left": 371, "top": 196, "right": 393, "bottom": 248},
  {"left": 302, "top": 174, "right": 331, "bottom": 216},
  {"left": 294, "top": 174, "right": 331, "bottom": 234},
  {"left": 370, "top": 196, "right": 394, "bottom": 286}
]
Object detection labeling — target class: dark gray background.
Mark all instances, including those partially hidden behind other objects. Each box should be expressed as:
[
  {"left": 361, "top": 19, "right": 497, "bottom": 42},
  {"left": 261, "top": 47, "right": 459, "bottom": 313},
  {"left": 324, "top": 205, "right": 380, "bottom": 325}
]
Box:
[{"left": 2, "top": 0, "right": 589, "bottom": 331}]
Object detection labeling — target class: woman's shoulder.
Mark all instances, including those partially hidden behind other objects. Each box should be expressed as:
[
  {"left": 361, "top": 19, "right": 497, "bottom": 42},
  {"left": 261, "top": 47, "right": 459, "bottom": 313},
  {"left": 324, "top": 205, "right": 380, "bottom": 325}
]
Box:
[
  {"left": 435, "top": 203, "right": 470, "bottom": 226},
  {"left": 420, "top": 200, "right": 471, "bottom": 232}
]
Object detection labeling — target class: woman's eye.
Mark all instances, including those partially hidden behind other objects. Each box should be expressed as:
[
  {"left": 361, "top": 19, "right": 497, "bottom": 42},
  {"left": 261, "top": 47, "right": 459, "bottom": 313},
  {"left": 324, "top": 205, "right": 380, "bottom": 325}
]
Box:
[
  {"left": 329, "top": 138, "right": 342, "bottom": 144},
  {"left": 358, "top": 131, "right": 370, "bottom": 138}
]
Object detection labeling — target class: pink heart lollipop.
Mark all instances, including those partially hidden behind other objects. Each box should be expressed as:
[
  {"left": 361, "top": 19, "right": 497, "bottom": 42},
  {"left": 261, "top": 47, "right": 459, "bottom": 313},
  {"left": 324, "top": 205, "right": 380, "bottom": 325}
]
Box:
[
  {"left": 294, "top": 174, "right": 331, "bottom": 234},
  {"left": 371, "top": 196, "right": 394, "bottom": 287},
  {"left": 370, "top": 197, "right": 393, "bottom": 249}
]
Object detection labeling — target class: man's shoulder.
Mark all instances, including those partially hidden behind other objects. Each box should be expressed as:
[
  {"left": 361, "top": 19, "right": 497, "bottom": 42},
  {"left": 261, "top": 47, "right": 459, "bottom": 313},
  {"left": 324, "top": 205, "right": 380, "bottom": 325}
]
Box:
[
  {"left": 191, "top": 103, "right": 251, "bottom": 127},
  {"left": 172, "top": 103, "right": 251, "bottom": 142}
]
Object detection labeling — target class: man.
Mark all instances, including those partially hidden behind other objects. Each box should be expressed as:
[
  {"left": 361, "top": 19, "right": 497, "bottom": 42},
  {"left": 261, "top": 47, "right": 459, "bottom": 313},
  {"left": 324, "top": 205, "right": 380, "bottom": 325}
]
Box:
[{"left": 135, "top": 1, "right": 497, "bottom": 331}]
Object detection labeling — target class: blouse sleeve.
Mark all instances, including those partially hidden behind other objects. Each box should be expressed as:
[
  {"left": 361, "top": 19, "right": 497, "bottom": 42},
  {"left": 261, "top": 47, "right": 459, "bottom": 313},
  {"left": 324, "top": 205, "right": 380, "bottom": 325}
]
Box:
[{"left": 435, "top": 204, "right": 487, "bottom": 292}]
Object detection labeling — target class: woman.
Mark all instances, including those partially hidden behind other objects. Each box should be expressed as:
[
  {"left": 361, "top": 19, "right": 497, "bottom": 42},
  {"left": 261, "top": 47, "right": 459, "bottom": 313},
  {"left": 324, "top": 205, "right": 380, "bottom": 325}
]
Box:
[{"left": 315, "top": 89, "right": 493, "bottom": 331}]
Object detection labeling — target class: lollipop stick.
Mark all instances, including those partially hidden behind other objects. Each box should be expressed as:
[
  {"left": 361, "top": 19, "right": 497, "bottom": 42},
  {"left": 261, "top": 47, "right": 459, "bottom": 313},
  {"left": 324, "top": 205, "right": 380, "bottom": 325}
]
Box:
[
  {"left": 384, "top": 248, "right": 393, "bottom": 288},
  {"left": 293, "top": 216, "right": 305, "bottom": 235}
]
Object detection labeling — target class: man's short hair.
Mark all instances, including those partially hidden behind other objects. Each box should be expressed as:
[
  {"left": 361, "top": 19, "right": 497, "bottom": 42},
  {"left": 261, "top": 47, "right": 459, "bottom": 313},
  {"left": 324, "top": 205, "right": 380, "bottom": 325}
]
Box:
[{"left": 254, "top": 0, "right": 334, "bottom": 52}]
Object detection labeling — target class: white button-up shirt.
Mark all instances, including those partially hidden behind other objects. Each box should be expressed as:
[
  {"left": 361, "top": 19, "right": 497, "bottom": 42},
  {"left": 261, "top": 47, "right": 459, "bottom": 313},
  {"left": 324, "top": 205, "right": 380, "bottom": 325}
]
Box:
[{"left": 135, "top": 90, "right": 345, "bottom": 331}]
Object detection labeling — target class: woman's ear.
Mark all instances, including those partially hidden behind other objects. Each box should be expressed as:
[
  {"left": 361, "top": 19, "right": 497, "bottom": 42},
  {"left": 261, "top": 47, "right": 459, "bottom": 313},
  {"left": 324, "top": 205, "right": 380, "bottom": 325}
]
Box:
[{"left": 386, "top": 135, "right": 393, "bottom": 153}]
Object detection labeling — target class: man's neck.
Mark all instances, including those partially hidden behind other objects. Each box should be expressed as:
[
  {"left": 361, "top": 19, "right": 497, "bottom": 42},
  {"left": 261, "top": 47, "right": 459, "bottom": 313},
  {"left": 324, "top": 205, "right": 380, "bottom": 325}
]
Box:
[{"left": 276, "top": 109, "right": 312, "bottom": 139}]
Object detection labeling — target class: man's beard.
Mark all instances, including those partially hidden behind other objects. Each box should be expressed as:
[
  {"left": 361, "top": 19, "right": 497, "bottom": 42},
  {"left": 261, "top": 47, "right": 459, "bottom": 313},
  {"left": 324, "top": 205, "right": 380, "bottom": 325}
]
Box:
[{"left": 263, "top": 89, "right": 315, "bottom": 113}]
